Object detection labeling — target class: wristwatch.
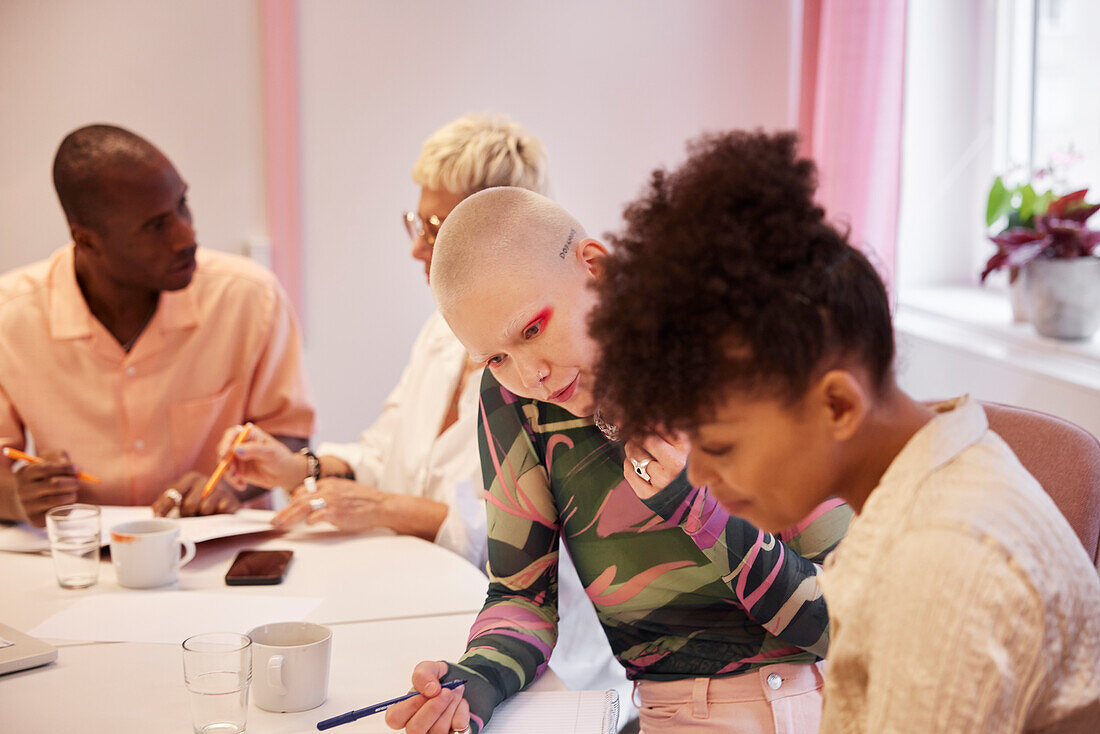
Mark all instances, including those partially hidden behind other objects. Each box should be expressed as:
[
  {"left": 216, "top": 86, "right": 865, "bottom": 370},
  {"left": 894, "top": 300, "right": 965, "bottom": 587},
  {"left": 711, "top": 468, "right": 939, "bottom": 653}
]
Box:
[{"left": 298, "top": 448, "right": 322, "bottom": 482}]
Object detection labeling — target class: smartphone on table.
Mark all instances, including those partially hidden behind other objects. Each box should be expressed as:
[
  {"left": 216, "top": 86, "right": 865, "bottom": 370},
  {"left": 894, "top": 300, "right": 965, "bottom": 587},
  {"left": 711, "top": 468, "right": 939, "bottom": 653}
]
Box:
[{"left": 224, "top": 549, "right": 293, "bottom": 585}]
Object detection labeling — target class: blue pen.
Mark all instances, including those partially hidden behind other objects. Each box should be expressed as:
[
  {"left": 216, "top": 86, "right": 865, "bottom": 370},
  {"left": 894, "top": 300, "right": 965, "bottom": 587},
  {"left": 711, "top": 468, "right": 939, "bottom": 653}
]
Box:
[{"left": 316, "top": 679, "right": 467, "bottom": 730}]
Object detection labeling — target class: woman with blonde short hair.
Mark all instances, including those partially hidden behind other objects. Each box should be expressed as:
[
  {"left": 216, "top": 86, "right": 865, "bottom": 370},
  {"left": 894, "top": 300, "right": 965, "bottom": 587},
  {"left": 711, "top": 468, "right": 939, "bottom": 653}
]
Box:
[{"left": 218, "top": 112, "right": 632, "bottom": 716}]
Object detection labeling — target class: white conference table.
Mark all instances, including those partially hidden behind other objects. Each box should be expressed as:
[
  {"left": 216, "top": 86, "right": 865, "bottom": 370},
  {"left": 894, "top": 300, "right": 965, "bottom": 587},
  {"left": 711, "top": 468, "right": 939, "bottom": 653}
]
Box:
[
  {"left": 2, "top": 525, "right": 491, "bottom": 634},
  {"left": 0, "top": 522, "right": 564, "bottom": 732}
]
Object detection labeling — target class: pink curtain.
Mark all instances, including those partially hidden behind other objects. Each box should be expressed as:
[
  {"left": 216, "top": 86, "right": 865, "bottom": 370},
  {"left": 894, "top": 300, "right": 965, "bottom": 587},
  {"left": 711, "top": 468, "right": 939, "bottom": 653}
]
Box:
[
  {"left": 260, "top": 0, "right": 303, "bottom": 317},
  {"left": 799, "top": 0, "right": 907, "bottom": 285}
]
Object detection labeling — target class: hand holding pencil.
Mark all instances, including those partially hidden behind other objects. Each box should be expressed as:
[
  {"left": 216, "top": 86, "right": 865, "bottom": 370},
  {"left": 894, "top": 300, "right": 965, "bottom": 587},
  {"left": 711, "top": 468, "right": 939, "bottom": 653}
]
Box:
[
  {"left": 150, "top": 424, "right": 254, "bottom": 518},
  {"left": 2, "top": 447, "right": 84, "bottom": 527}
]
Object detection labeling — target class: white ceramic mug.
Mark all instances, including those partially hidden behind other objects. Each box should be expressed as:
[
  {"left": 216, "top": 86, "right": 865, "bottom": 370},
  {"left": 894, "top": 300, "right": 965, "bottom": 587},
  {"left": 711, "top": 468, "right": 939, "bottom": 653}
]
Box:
[
  {"left": 247, "top": 621, "right": 332, "bottom": 713},
  {"left": 109, "top": 518, "right": 196, "bottom": 589}
]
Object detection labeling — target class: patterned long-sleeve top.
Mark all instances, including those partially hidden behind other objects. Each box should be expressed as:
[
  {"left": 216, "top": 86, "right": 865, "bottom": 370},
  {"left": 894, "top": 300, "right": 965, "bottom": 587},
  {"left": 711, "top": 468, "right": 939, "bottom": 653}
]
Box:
[{"left": 445, "top": 372, "right": 852, "bottom": 732}]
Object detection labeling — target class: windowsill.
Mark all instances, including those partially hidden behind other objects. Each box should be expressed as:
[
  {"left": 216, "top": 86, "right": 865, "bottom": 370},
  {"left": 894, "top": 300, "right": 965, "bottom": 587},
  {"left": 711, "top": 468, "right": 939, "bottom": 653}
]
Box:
[{"left": 896, "top": 286, "right": 1100, "bottom": 392}]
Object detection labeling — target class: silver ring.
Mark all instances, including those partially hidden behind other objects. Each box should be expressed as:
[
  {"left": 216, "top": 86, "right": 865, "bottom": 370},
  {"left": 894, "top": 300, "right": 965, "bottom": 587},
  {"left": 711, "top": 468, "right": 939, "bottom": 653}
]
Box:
[
  {"left": 303, "top": 476, "right": 318, "bottom": 494},
  {"left": 452, "top": 727, "right": 471, "bottom": 734},
  {"left": 165, "top": 488, "right": 183, "bottom": 506},
  {"left": 308, "top": 497, "right": 327, "bottom": 512},
  {"left": 631, "top": 458, "right": 652, "bottom": 483}
]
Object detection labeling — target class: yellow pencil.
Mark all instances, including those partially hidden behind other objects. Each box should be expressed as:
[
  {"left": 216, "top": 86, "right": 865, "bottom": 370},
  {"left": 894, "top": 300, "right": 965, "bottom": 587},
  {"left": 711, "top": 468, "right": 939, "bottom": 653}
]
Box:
[
  {"left": 2, "top": 446, "right": 102, "bottom": 484},
  {"left": 200, "top": 423, "right": 253, "bottom": 499}
]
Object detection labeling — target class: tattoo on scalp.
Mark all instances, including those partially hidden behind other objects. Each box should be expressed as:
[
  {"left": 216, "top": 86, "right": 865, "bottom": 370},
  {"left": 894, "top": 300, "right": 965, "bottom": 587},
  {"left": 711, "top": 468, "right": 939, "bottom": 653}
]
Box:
[{"left": 559, "top": 228, "right": 576, "bottom": 260}]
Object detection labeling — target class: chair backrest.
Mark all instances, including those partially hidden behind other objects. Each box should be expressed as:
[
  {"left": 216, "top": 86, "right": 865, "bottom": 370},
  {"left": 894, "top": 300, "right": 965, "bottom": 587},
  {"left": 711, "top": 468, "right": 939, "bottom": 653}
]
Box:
[{"left": 982, "top": 401, "right": 1100, "bottom": 571}]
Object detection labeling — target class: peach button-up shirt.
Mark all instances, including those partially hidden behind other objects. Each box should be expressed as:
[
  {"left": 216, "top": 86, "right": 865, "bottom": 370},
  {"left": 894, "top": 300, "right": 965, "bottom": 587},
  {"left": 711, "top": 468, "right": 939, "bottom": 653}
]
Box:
[{"left": 0, "top": 246, "right": 315, "bottom": 506}]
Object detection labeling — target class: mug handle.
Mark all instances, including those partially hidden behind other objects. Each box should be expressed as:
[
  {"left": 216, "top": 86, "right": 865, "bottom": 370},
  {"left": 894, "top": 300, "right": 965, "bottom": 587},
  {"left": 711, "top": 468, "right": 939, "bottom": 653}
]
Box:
[
  {"left": 176, "top": 537, "right": 196, "bottom": 570},
  {"left": 267, "top": 654, "right": 287, "bottom": 695}
]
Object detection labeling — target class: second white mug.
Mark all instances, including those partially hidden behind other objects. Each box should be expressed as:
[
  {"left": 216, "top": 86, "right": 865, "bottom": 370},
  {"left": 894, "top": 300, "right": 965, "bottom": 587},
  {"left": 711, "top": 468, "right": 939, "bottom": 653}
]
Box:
[
  {"left": 109, "top": 518, "right": 196, "bottom": 589},
  {"left": 247, "top": 621, "right": 332, "bottom": 713}
]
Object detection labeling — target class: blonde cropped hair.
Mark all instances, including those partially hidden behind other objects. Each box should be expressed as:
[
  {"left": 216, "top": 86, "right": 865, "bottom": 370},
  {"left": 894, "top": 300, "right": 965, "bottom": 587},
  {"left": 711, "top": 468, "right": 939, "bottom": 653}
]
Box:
[{"left": 411, "top": 113, "right": 549, "bottom": 197}]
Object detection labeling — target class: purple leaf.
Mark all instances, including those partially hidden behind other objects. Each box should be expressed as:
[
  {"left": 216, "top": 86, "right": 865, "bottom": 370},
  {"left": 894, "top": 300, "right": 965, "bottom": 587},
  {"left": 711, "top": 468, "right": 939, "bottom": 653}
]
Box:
[{"left": 1003, "top": 241, "right": 1050, "bottom": 269}]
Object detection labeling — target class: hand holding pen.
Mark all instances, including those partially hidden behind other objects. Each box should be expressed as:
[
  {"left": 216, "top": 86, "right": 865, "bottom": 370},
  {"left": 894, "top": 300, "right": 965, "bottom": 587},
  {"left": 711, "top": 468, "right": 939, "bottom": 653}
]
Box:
[
  {"left": 317, "top": 677, "right": 467, "bottom": 730},
  {"left": 381, "top": 661, "right": 470, "bottom": 733}
]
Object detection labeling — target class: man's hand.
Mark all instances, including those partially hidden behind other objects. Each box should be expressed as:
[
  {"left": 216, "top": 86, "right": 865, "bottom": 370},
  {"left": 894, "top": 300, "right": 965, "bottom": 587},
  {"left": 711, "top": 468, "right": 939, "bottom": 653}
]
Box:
[
  {"left": 271, "top": 477, "right": 387, "bottom": 531},
  {"left": 384, "top": 661, "right": 469, "bottom": 734},
  {"left": 622, "top": 432, "right": 690, "bottom": 500},
  {"left": 151, "top": 471, "right": 241, "bottom": 517},
  {"left": 13, "top": 450, "right": 80, "bottom": 527}
]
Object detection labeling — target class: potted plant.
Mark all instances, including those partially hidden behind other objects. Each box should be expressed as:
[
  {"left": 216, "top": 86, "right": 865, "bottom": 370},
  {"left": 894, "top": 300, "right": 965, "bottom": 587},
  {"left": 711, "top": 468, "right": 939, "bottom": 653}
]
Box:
[
  {"left": 981, "top": 188, "right": 1100, "bottom": 339},
  {"left": 982, "top": 176, "right": 1056, "bottom": 321}
]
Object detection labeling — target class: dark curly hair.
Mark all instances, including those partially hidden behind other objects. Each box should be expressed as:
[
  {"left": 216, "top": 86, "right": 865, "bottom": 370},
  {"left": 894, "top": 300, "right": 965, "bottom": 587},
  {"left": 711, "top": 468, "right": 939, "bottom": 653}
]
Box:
[{"left": 589, "top": 129, "right": 894, "bottom": 439}]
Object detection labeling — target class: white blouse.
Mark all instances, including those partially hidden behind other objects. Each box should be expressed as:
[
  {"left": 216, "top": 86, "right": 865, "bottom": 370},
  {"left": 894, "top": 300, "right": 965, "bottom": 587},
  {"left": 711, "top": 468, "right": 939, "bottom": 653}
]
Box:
[
  {"left": 820, "top": 397, "right": 1100, "bottom": 732},
  {"left": 319, "top": 311, "right": 629, "bottom": 700},
  {"left": 319, "top": 311, "right": 486, "bottom": 566}
]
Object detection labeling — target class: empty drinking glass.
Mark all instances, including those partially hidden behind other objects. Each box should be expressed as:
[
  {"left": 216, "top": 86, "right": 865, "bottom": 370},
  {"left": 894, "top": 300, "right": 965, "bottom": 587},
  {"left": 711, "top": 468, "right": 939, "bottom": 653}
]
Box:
[
  {"left": 44, "top": 504, "right": 100, "bottom": 589},
  {"left": 182, "top": 633, "right": 252, "bottom": 734}
]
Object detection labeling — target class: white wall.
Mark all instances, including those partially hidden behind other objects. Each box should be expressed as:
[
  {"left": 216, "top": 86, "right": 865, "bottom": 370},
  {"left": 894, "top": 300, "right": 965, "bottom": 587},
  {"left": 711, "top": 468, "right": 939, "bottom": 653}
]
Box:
[
  {"left": 0, "top": 0, "right": 266, "bottom": 269},
  {"left": 897, "top": 331, "right": 1100, "bottom": 440},
  {"left": 298, "top": 0, "right": 794, "bottom": 440},
  {"left": 0, "top": 1, "right": 794, "bottom": 443}
]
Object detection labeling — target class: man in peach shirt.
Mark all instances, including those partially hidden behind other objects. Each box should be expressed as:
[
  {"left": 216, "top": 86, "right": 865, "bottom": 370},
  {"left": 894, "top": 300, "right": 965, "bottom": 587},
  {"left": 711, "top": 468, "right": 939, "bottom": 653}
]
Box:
[{"left": 0, "top": 124, "right": 314, "bottom": 526}]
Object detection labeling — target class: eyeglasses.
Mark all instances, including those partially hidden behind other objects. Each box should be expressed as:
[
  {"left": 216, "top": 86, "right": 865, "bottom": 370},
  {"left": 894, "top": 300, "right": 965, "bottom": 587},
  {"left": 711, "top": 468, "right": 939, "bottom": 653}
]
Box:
[{"left": 403, "top": 211, "right": 444, "bottom": 247}]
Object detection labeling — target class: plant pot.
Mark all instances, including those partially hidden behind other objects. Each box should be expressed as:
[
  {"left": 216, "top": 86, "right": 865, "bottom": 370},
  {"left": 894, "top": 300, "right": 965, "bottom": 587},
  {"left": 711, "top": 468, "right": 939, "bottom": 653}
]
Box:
[
  {"left": 1022, "top": 257, "right": 1100, "bottom": 340},
  {"left": 1008, "top": 267, "right": 1029, "bottom": 323}
]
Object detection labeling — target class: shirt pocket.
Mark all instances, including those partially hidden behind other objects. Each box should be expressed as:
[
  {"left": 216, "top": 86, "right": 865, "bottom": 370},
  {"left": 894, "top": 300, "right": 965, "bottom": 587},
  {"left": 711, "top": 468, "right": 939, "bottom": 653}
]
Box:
[{"left": 169, "top": 381, "right": 243, "bottom": 474}]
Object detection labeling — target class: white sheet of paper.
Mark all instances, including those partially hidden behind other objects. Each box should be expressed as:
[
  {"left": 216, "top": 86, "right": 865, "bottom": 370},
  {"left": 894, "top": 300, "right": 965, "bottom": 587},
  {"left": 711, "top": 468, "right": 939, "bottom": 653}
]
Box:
[
  {"left": 485, "top": 690, "right": 620, "bottom": 734},
  {"left": 0, "top": 507, "right": 279, "bottom": 553},
  {"left": 29, "top": 591, "right": 322, "bottom": 643}
]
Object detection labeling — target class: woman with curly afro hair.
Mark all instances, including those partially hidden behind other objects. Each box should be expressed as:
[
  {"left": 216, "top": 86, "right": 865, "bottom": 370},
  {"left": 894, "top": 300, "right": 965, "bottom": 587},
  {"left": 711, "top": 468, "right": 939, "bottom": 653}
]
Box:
[{"left": 589, "top": 130, "right": 1100, "bottom": 733}]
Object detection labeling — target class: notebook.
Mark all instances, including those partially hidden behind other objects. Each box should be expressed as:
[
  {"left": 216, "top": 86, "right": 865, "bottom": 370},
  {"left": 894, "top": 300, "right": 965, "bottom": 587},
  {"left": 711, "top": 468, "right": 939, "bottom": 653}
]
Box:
[
  {"left": 0, "top": 507, "right": 280, "bottom": 553},
  {"left": 484, "top": 690, "right": 619, "bottom": 734},
  {"left": 0, "top": 622, "right": 57, "bottom": 676}
]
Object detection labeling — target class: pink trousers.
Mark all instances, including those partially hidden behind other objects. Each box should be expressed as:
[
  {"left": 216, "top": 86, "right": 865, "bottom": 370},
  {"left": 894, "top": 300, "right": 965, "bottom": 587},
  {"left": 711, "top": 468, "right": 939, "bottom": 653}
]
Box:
[{"left": 634, "top": 662, "right": 825, "bottom": 733}]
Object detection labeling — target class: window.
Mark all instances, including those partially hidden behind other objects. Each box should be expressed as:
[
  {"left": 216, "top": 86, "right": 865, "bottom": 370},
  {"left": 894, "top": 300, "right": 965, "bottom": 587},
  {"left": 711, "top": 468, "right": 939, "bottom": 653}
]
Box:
[
  {"left": 1031, "top": 0, "right": 1100, "bottom": 192},
  {"left": 897, "top": 0, "right": 1098, "bottom": 292}
]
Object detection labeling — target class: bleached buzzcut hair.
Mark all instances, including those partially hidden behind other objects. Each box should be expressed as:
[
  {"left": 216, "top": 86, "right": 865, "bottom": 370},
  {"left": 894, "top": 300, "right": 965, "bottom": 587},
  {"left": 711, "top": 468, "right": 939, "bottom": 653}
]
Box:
[
  {"left": 430, "top": 187, "right": 586, "bottom": 314},
  {"left": 411, "top": 113, "right": 549, "bottom": 197}
]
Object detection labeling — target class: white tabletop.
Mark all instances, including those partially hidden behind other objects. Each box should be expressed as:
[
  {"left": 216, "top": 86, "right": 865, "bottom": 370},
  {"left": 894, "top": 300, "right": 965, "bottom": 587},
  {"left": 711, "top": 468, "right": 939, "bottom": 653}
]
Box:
[
  {"left": 0, "top": 523, "right": 565, "bottom": 732},
  {"left": 0, "top": 614, "right": 564, "bottom": 733},
  {"left": 1, "top": 527, "right": 489, "bottom": 636}
]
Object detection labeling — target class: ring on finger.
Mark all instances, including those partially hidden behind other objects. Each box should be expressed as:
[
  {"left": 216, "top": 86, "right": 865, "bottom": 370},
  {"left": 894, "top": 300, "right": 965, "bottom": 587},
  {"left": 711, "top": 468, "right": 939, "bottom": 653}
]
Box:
[
  {"left": 164, "top": 488, "right": 183, "bottom": 506},
  {"left": 308, "top": 496, "right": 327, "bottom": 512},
  {"left": 631, "top": 457, "right": 653, "bottom": 483},
  {"left": 303, "top": 476, "right": 318, "bottom": 494},
  {"left": 452, "top": 727, "right": 471, "bottom": 734}
]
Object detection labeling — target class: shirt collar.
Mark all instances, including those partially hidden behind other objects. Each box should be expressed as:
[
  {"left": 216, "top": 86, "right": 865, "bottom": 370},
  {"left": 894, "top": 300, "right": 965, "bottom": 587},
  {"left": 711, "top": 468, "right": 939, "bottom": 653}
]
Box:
[
  {"left": 47, "top": 244, "right": 201, "bottom": 340},
  {"left": 872, "top": 395, "right": 988, "bottom": 504},
  {"left": 47, "top": 245, "right": 93, "bottom": 340},
  {"left": 156, "top": 283, "right": 200, "bottom": 332}
]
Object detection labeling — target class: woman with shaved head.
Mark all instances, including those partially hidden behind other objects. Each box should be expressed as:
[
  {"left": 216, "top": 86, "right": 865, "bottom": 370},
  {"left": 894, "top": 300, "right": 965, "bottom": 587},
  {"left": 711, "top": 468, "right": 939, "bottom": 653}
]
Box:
[
  {"left": 385, "top": 186, "right": 851, "bottom": 734},
  {"left": 217, "top": 113, "right": 630, "bottom": 711}
]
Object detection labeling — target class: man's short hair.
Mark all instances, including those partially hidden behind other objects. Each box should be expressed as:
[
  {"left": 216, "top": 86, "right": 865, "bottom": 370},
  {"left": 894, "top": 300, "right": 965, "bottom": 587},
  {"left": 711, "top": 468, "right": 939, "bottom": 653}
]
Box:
[
  {"left": 52, "top": 124, "right": 160, "bottom": 228},
  {"left": 412, "top": 113, "right": 549, "bottom": 197}
]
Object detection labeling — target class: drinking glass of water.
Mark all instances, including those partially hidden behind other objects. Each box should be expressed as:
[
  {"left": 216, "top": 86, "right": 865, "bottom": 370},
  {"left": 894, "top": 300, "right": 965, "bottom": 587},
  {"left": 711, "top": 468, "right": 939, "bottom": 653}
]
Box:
[
  {"left": 182, "top": 633, "right": 252, "bottom": 734},
  {"left": 44, "top": 504, "right": 100, "bottom": 589}
]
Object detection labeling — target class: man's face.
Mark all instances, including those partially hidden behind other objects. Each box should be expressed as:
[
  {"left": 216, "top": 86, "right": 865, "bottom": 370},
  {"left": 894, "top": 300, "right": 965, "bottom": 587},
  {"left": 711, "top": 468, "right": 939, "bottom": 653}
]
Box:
[
  {"left": 686, "top": 389, "right": 840, "bottom": 533},
  {"left": 411, "top": 186, "right": 467, "bottom": 282},
  {"left": 446, "top": 254, "right": 603, "bottom": 417},
  {"left": 84, "top": 155, "right": 197, "bottom": 292}
]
